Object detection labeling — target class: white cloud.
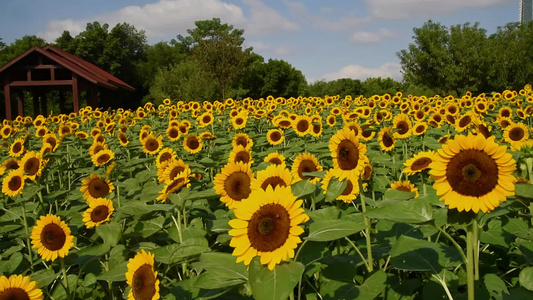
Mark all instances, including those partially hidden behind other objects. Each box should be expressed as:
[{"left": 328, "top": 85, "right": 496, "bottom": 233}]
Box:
[
  {"left": 318, "top": 62, "right": 402, "bottom": 81},
  {"left": 320, "top": 6, "right": 334, "bottom": 14},
  {"left": 248, "top": 41, "right": 298, "bottom": 56},
  {"left": 367, "top": 0, "right": 508, "bottom": 19},
  {"left": 350, "top": 28, "right": 394, "bottom": 44},
  {"left": 38, "top": 0, "right": 297, "bottom": 43}
]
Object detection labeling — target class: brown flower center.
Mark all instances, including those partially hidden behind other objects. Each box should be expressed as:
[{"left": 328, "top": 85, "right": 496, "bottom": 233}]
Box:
[
  {"left": 296, "top": 119, "right": 309, "bottom": 133},
  {"left": 203, "top": 115, "right": 212, "bottom": 124},
  {"left": 159, "top": 153, "right": 173, "bottom": 165},
  {"left": 40, "top": 223, "right": 66, "bottom": 251},
  {"left": 269, "top": 131, "right": 282, "bottom": 142},
  {"left": 279, "top": 120, "right": 292, "bottom": 128},
  {"left": 382, "top": 131, "right": 394, "bottom": 148},
  {"left": 235, "top": 118, "right": 244, "bottom": 125},
  {"left": 411, "top": 157, "right": 433, "bottom": 171},
  {"left": 168, "top": 166, "right": 185, "bottom": 181},
  {"left": 458, "top": 115, "right": 471, "bottom": 128},
  {"left": 396, "top": 121, "right": 409, "bottom": 135},
  {"left": 145, "top": 138, "right": 159, "bottom": 152},
  {"left": 341, "top": 180, "right": 354, "bottom": 196},
  {"left": 8, "top": 175, "right": 22, "bottom": 191},
  {"left": 509, "top": 127, "right": 525, "bottom": 141},
  {"left": 268, "top": 157, "right": 282, "bottom": 165},
  {"left": 89, "top": 178, "right": 110, "bottom": 198},
  {"left": 477, "top": 124, "right": 491, "bottom": 138},
  {"left": 260, "top": 177, "right": 287, "bottom": 191},
  {"left": 235, "top": 137, "right": 248, "bottom": 148},
  {"left": 0, "top": 287, "right": 30, "bottom": 300},
  {"left": 247, "top": 203, "right": 290, "bottom": 252},
  {"left": 234, "top": 151, "right": 251, "bottom": 164},
  {"left": 165, "top": 177, "right": 186, "bottom": 194},
  {"left": 186, "top": 137, "right": 200, "bottom": 150},
  {"left": 132, "top": 264, "right": 157, "bottom": 300},
  {"left": 312, "top": 124, "right": 321, "bottom": 134},
  {"left": 24, "top": 157, "right": 39, "bottom": 176},
  {"left": 224, "top": 172, "right": 251, "bottom": 201},
  {"left": 168, "top": 128, "right": 179, "bottom": 139},
  {"left": 297, "top": 160, "right": 318, "bottom": 179},
  {"left": 336, "top": 139, "right": 359, "bottom": 170},
  {"left": 96, "top": 154, "right": 111, "bottom": 165},
  {"left": 91, "top": 205, "right": 110, "bottom": 223},
  {"left": 12, "top": 142, "right": 22, "bottom": 154},
  {"left": 446, "top": 149, "right": 499, "bottom": 197}
]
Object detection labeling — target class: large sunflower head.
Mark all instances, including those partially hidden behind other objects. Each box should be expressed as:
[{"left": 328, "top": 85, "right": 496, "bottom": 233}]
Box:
[
  {"left": 80, "top": 174, "right": 115, "bottom": 201},
  {"left": 142, "top": 134, "right": 163, "bottom": 155},
  {"left": 228, "top": 185, "right": 309, "bottom": 270},
  {"left": 329, "top": 127, "right": 367, "bottom": 176},
  {"left": 403, "top": 150, "right": 436, "bottom": 176},
  {"left": 83, "top": 198, "right": 115, "bottom": 228},
  {"left": 9, "top": 137, "right": 25, "bottom": 158},
  {"left": 503, "top": 123, "right": 529, "bottom": 146},
  {"left": 321, "top": 168, "right": 360, "bottom": 203},
  {"left": 2, "top": 169, "right": 25, "bottom": 197},
  {"left": 126, "top": 249, "right": 160, "bottom": 300},
  {"left": 31, "top": 214, "right": 74, "bottom": 261},
  {"left": 214, "top": 162, "right": 254, "bottom": 209},
  {"left": 91, "top": 149, "right": 115, "bottom": 167},
  {"left": 228, "top": 145, "right": 254, "bottom": 165},
  {"left": 378, "top": 126, "right": 395, "bottom": 152},
  {"left": 430, "top": 134, "right": 516, "bottom": 213},
  {"left": 291, "top": 152, "right": 323, "bottom": 184},
  {"left": 232, "top": 133, "right": 253, "bottom": 150},
  {"left": 0, "top": 274, "right": 43, "bottom": 300},
  {"left": 251, "top": 164, "right": 292, "bottom": 191},
  {"left": 183, "top": 134, "right": 203, "bottom": 154},
  {"left": 390, "top": 180, "right": 419, "bottom": 198},
  {"left": 264, "top": 152, "right": 286, "bottom": 167}
]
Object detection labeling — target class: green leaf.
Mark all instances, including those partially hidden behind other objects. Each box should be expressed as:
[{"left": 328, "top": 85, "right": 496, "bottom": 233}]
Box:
[
  {"left": 31, "top": 268, "right": 57, "bottom": 288},
  {"left": 7, "top": 252, "right": 22, "bottom": 273},
  {"left": 153, "top": 237, "right": 210, "bottom": 264},
  {"left": 520, "top": 267, "right": 533, "bottom": 291},
  {"left": 96, "top": 261, "right": 128, "bottom": 282},
  {"left": 325, "top": 177, "right": 348, "bottom": 202},
  {"left": 302, "top": 171, "right": 326, "bottom": 178},
  {"left": 480, "top": 220, "right": 511, "bottom": 247},
  {"left": 193, "top": 253, "right": 248, "bottom": 289},
  {"left": 484, "top": 273, "right": 509, "bottom": 297},
  {"left": 306, "top": 216, "right": 366, "bottom": 242},
  {"left": 382, "top": 189, "right": 416, "bottom": 202},
  {"left": 503, "top": 218, "right": 533, "bottom": 240},
  {"left": 365, "top": 198, "right": 433, "bottom": 224},
  {"left": 139, "top": 215, "right": 166, "bottom": 238},
  {"left": 249, "top": 258, "right": 304, "bottom": 300},
  {"left": 515, "top": 184, "right": 533, "bottom": 200},
  {"left": 320, "top": 270, "right": 387, "bottom": 300},
  {"left": 307, "top": 206, "right": 341, "bottom": 221},
  {"left": 96, "top": 222, "right": 122, "bottom": 246},
  {"left": 291, "top": 180, "right": 316, "bottom": 199}
]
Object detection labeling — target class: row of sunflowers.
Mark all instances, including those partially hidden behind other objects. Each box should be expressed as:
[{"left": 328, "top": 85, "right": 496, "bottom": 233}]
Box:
[{"left": 0, "top": 87, "right": 532, "bottom": 300}]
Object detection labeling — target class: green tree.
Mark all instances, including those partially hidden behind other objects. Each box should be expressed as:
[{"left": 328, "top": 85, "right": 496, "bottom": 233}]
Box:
[
  {"left": 0, "top": 37, "right": 5, "bottom": 51},
  {"left": 361, "top": 77, "right": 403, "bottom": 97},
  {"left": 0, "top": 35, "right": 46, "bottom": 67},
  {"left": 260, "top": 59, "right": 307, "bottom": 98}
]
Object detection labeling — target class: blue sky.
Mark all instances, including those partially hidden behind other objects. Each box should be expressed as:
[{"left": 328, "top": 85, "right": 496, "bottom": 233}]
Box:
[{"left": 0, "top": 0, "right": 521, "bottom": 82}]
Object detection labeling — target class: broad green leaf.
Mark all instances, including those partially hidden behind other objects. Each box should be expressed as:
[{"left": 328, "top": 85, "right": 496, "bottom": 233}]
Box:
[
  {"left": 480, "top": 219, "right": 509, "bottom": 247},
  {"left": 96, "top": 261, "right": 128, "bottom": 282},
  {"left": 503, "top": 218, "right": 533, "bottom": 240},
  {"left": 515, "top": 184, "right": 533, "bottom": 200},
  {"left": 306, "top": 217, "right": 366, "bottom": 242},
  {"left": 291, "top": 180, "right": 316, "bottom": 199},
  {"left": 31, "top": 268, "right": 57, "bottom": 288},
  {"left": 382, "top": 189, "right": 416, "bottom": 202},
  {"left": 7, "top": 252, "right": 22, "bottom": 273},
  {"left": 320, "top": 270, "right": 387, "bottom": 300},
  {"left": 365, "top": 198, "right": 432, "bottom": 224},
  {"left": 153, "top": 237, "right": 210, "bottom": 264},
  {"left": 484, "top": 273, "right": 509, "bottom": 297},
  {"left": 96, "top": 222, "right": 122, "bottom": 246},
  {"left": 520, "top": 267, "right": 533, "bottom": 291},
  {"left": 302, "top": 171, "right": 326, "bottom": 178},
  {"left": 249, "top": 258, "right": 304, "bottom": 300},
  {"left": 307, "top": 206, "right": 341, "bottom": 221},
  {"left": 139, "top": 215, "right": 166, "bottom": 238},
  {"left": 325, "top": 177, "right": 348, "bottom": 202},
  {"left": 193, "top": 253, "right": 248, "bottom": 289}
]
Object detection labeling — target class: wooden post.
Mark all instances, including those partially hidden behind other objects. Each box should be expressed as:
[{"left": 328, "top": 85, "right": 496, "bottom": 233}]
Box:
[
  {"left": 32, "top": 91, "right": 40, "bottom": 117},
  {"left": 4, "top": 79, "right": 11, "bottom": 120},
  {"left": 72, "top": 74, "right": 79, "bottom": 113},
  {"left": 17, "top": 90, "right": 24, "bottom": 117}
]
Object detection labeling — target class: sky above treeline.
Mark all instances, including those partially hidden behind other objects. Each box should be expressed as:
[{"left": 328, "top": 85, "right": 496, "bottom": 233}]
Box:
[{"left": 0, "top": 0, "right": 521, "bottom": 83}]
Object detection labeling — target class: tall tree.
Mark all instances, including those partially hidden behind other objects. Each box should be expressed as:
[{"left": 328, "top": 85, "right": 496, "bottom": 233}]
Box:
[
  {"left": 0, "top": 35, "right": 46, "bottom": 67},
  {"left": 0, "top": 37, "right": 5, "bottom": 51},
  {"left": 260, "top": 59, "right": 307, "bottom": 97}
]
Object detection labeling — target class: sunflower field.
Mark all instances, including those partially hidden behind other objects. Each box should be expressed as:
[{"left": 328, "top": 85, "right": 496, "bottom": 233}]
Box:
[{"left": 0, "top": 87, "right": 533, "bottom": 300}]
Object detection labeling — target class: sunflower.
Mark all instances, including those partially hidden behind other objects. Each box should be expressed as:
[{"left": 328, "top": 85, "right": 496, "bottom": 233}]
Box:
[
  {"left": 251, "top": 164, "right": 292, "bottom": 191},
  {"left": 9, "top": 137, "right": 25, "bottom": 158},
  {"left": 344, "top": 121, "right": 361, "bottom": 138},
  {"left": 378, "top": 127, "right": 396, "bottom": 152},
  {"left": 412, "top": 122, "right": 428, "bottom": 136},
  {"left": 0, "top": 274, "right": 43, "bottom": 300},
  {"left": 264, "top": 152, "right": 286, "bottom": 167},
  {"left": 197, "top": 112, "right": 214, "bottom": 128},
  {"left": 360, "top": 125, "right": 376, "bottom": 141},
  {"left": 142, "top": 134, "right": 163, "bottom": 155},
  {"left": 229, "top": 145, "right": 254, "bottom": 165},
  {"left": 156, "top": 171, "right": 191, "bottom": 202},
  {"left": 309, "top": 120, "right": 323, "bottom": 137},
  {"left": 392, "top": 113, "right": 412, "bottom": 139},
  {"left": 231, "top": 114, "right": 248, "bottom": 130},
  {"left": 183, "top": 134, "right": 203, "bottom": 154},
  {"left": 390, "top": 180, "right": 419, "bottom": 198},
  {"left": 291, "top": 152, "right": 323, "bottom": 184},
  {"left": 329, "top": 127, "right": 367, "bottom": 177},
  {"left": 231, "top": 133, "right": 253, "bottom": 150},
  {"left": 83, "top": 198, "right": 114, "bottom": 228},
  {"left": 126, "top": 249, "right": 160, "bottom": 300},
  {"left": 20, "top": 151, "right": 42, "bottom": 180},
  {"left": 321, "top": 168, "right": 360, "bottom": 203},
  {"left": 156, "top": 148, "right": 176, "bottom": 170},
  {"left": 166, "top": 126, "right": 180, "bottom": 142},
  {"left": 160, "top": 159, "right": 191, "bottom": 183},
  {"left": 429, "top": 133, "right": 516, "bottom": 213},
  {"left": 228, "top": 185, "right": 309, "bottom": 270},
  {"left": 326, "top": 115, "right": 336, "bottom": 127},
  {"left": 91, "top": 149, "right": 115, "bottom": 167},
  {"left": 2, "top": 169, "right": 25, "bottom": 197},
  {"left": 31, "top": 214, "right": 74, "bottom": 261},
  {"left": 214, "top": 162, "right": 254, "bottom": 209},
  {"left": 266, "top": 129, "right": 284, "bottom": 146},
  {"left": 503, "top": 123, "right": 529, "bottom": 146},
  {"left": 455, "top": 112, "right": 475, "bottom": 133},
  {"left": 273, "top": 116, "right": 293, "bottom": 129},
  {"left": 34, "top": 126, "right": 48, "bottom": 138},
  {"left": 404, "top": 151, "right": 436, "bottom": 176},
  {"left": 80, "top": 174, "right": 115, "bottom": 201},
  {"left": 292, "top": 115, "right": 311, "bottom": 136},
  {"left": 118, "top": 132, "right": 130, "bottom": 146}
]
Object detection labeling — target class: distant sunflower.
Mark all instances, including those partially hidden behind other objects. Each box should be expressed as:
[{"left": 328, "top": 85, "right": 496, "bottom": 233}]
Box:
[
  {"left": 75, "top": 131, "right": 89, "bottom": 140},
  {"left": 83, "top": 198, "right": 114, "bottom": 228},
  {"left": 166, "top": 126, "right": 180, "bottom": 141},
  {"left": 156, "top": 148, "right": 176, "bottom": 170},
  {"left": 404, "top": 150, "right": 436, "bottom": 176},
  {"left": 251, "top": 164, "right": 292, "bottom": 191},
  {"left": 412, "top": 122, "right": 428, "bottom": 136},
  {"left": 80, "top": 174, "right": 115, "bottom": 202},
  {"left": 0, "top": 158, "right": 20, "bottom": 176},
  {"left": 392, "top": 113, "right": 412, "bottom": 139},
  {"left": 321, "top": 168, "right": 360, "bottom": 203},
  {"left": 273, "top": 116, "right": 293, "bottom": 129},
  {"left": 20, "top": 151, "right": 42, "bottom": 180},
  {"left": 264, "top": 152, "right": 286, "bottom": 166},
  {"left": 390, "top": 180, "right": 419, "bottom": 198},
  {"left": 9, "top": 137, "right": 25, "bottom": 158},
  {"left": 228, "top": 185, "right": 309, "bottom": 270},
  {"left": 58, "top": 124, "right": 72, "bottom": 137},
  {"left": 231, "top": 114, "right": 248, "bottom": 130},
  {"left": 291, "top": 152, "right": 323, "bottom": 184},
  {"left": 197, "top": 112, "right": 214, "bottom": 128},
  {"left": 455, "top": 112, "right": 474, "bottom": 132},
  {"left": 160, "top": 159, "right": 190, "bottom": 183},
  {"left": 378, "top": 127, "right": 395, "bottom": 152},
  {"left": 232, "top": 133, "right": 253, "bottom": 150},
  {"left": 438, "top": 134, "right": 451, "bottom": 144},
  {"left": 503, "top": 123, "right": 529, "bottom": 146},
  {"left": 142, "top": 134, "right": 163, "bottom": 155},
  {"left": 293, "top": 115, "right": 311, "bottom": 136},
  {"left": 266, "top": 129, "right": 284, "bottom": 146},
  {"left": 2, "top": 169, "right": 25, "bottom": 197},
  {"left": 329, "top": 127, "right": 367, "bottom": 176},
  {"left": 35, "top": 126, "right": 48, "bottom": 138},
  {"left": 214, "top": 162, "right": 253, "bottom": 209},
  {"left": 126, "top": 249, "right": 160, "bottom": 300},
  {"left": 359, "top": 126, "right": 376, "bottom": 141},
  {"left": 89, "top": 141, "right": 108, "bottom": 156},
  {"left": 430, "top": 134, "right": 516, "bottom": 213},
  {"left": 0, "top": 274, "right": 43, "bottom": 300},
  {"left": 309, "top": 121, "right": 323, "bottom": 137},
  {"left": 326, "top": 115, "right": 336, "bottom": 127},
  {"left": 229, "top": 145, "right": 254, "bottom": 165},
  {"left": 118, "top": 132, "right": 130, "bottom": 146},
  {"left": 92, "top": 149, "right": 114, "bottom": 167},
  {"left": 199, "top": 131, "right": 217, "bottom": 140},
  {"left": 156, "top": 171, "right": 190, "bottom": 202},
  {"left": 31, "top": 214, "right": 74, "bottom": 261},
  {"left": 344, "top": 121, "right": 361, "bottom": 138},
  {"left": 183, "top": 134, "right": 203, "bottom": 154}
]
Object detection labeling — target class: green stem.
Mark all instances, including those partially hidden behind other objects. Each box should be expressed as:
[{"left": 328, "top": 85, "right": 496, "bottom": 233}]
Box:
[
  {"left": 116, "top": 185, "right": 121, "bottom": 209},
  {"left": 421, "top": 172, "right": 427, "bottom": 197},
  {"left": 473, "top": 218, "right": 479, "bottom": 281},
  {"left": 344, "top": 237, "right": 369, "bottom": 271},
  {"left": 60, "top": 257, "right": 71, "bottom": 300},
  {"left": 466, "top": 222, "right": 475, "bottom": 300},
  {"left": 358, "top": 179, "right": 373, "bottom": 272},
  {"left": 434, "top": 225, "right": 467, "bottom": 264},
  {"left": 21, "top": 201, "right": 34, "bottom": 271},
  {"left": 293, "top": 240, "right": 308, "bottom": 262}
]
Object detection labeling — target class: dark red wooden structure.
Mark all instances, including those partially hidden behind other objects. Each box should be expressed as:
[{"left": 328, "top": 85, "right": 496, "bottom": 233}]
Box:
[{"left": 0, "top": 45, "right": 134, "bottom": 120}]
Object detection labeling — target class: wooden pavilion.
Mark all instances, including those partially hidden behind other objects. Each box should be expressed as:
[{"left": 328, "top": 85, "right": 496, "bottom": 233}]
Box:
[{"left": 0, "top": 45, "right": 135, "bottom": 120}]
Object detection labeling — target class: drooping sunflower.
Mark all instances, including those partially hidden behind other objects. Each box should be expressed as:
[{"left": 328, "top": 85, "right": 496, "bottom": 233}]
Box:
[
  {"left": 126, "top": 249, "right": 160, "bottom": 300},
  {"left": 0, "top": 274, "right": 43, "bottom": 300},
  {"left": 503, "top": 122, "right": 529, "bottom": 146},
  {"left": 91, "top": 149, "right": 115, "bottom": 167},
  {"left": 2, "top": 169, "right": 25, "bottom": 197},
  {"left": 214, "top": 162, "right": 254, "bottom": 209},
  {"left": 9, "top": 137, "right": 25, "bottom": 158},
  {"left": 329, "top": 127, "right": 367, "bottom": 177},
  {"left": 403, "top": 150, "right": 436, "bottom": 176},
  {"left": 321, "top": 168, "right": 360, "bottom": 203},
  {"left": 31, "top": 214, "right": 74, "bottom": 261},
  {"left": 251, "top": 164, "right": 292, "bottom": 191},
  {"left": 264, "top": 152, "right": 286, "bottom": 166},
  {"left": 156, "top": 171, "right": 191, "bottom": 202},
  {"left": 80, "top": 174, "right": 115, "bottom": 201},
  {"left": 142, "top": 134, "right": 163, "bottom": 155},
  {"left": 430, "top": 133, "right": 516, "bottom": 213},
  {"left": 291, "top": 152, "right": 323, "bottom": 184},
  {"left": 228, "top": 185, "right": 309, "bottom": 270},
  {"left": 359, "top": 125, "right": 376, "bottom": 141},
  {"left": 266, "top": 129, "right": 284, "bottom": 146},
  {"left": 183, "top": 134, "right": 203, "bottom": 154},
  {"left": 20, "top": 151, "right": 42, "bottom": 180},
  {"left": 378, "top": 126, "right": 396, "bottom": 152},
  {"left": 390, "top": 180, "right": 419, "bottom": 198},
  {"left": 83, "top": 198, "right": 115, "bottom": 228},
  {"left": 228, "top": 145, "right": 254, "bottom": 165},
  {"left": 232, "top": 133, "right": 253, "bottom": 150},
  {"left": 75, "top": 131, "right": 89, "bottom": 140}
]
